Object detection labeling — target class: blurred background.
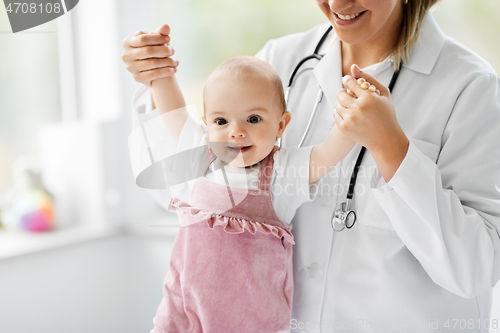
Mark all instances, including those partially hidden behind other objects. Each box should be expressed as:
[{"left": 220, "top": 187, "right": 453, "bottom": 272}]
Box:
[{"left": 0, "top": 0, "right": 499, "bottom": 332}]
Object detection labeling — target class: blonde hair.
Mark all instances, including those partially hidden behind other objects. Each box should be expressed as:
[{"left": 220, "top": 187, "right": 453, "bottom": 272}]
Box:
[
  {"left": 392, "top": 0, "right": 441, "bottom": 69},
  {"left": 203, "top": 56, "right": 287, "bottom": 114}
]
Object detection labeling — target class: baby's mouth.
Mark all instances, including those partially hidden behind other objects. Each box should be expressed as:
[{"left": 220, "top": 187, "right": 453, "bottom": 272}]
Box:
[{"left": 228, "top": 145, "right": 252, "bottom": 153}]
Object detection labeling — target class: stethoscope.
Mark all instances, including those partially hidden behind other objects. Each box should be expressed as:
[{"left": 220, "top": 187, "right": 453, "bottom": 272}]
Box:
[{"left": 281, "top": 26, "right": 402, "bottom": 232}]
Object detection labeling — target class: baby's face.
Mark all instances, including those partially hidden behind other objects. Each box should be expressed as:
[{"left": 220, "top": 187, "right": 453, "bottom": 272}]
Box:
[{"left": 203, "top": 75, "right": 290, "bottom": 167}]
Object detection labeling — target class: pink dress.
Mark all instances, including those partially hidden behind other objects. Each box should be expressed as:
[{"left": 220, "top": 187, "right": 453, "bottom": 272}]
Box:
[{"left": 151, "top": 147, "right": 295, "bottom": 333}]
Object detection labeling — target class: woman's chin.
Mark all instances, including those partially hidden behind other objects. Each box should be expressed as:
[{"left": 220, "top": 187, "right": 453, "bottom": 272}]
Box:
[{"left": 334, "top": 29, "right": 368, "bottom": 47}]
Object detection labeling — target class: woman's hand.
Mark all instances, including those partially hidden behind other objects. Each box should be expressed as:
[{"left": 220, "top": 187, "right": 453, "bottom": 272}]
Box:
[
  {"left": 121, "top": 24, "right": 179, "bottom": 85},
  {"left": 334, "top": 64, "right": 409, "bottom": 182}
]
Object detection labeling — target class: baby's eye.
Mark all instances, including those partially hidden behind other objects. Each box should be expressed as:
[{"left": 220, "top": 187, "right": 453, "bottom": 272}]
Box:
[
  {"left": 247, "top": 115, "right": 261, "bottom": 124},
  {"left": 215, "top": 118, "right": 228, "bottom": 126}
]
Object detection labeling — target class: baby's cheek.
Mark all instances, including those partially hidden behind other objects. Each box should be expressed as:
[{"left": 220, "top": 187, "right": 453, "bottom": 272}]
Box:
[{"left": 207, "top": 130, "right": 221, "bottom": 142}]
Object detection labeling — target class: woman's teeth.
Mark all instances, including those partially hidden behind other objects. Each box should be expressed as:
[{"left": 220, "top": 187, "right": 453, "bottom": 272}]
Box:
[{"left": 336, "top": 12, "right": 363, "bottom": 21}]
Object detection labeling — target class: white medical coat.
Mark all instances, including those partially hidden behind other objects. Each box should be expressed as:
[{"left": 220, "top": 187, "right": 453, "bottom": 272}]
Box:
[{"left": 130, "top": 13, "right": 500, "bottom": 333}]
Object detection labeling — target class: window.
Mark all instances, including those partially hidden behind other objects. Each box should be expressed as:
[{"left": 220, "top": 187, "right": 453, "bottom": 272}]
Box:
[
  {"left": 433, "top": 0, "right": 500, "bottom": 73},
  {"left": 0, "top": 14, "right": 61, "bottom": 196},
  {"left": 0, "top": 1, "right": 122, "bottom": 256}
]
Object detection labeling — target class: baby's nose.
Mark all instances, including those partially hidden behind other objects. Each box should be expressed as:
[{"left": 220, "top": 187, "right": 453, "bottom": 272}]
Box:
[{"left": 230, "top": 124, "right": 246, "bottom": 138}]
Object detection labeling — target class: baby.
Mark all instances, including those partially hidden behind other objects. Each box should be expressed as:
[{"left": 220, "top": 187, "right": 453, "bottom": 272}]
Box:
[{"left": 146, "top": 32, "right": 356, "bottom": 333}]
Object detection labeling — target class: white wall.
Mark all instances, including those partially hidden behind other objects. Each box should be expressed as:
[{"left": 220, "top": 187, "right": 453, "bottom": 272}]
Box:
[{"left": 0, "top": 234, "right": 173, "bottom": 333}]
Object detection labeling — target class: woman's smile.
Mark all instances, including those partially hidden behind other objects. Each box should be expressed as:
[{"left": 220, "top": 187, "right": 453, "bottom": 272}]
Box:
[{"left": 334, "top": 10, "right": 367, "bottom": 25}]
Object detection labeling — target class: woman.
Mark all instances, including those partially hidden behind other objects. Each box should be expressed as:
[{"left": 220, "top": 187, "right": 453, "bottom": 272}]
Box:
[{"left": 122, "top": 0, "right": 500, "bottom": 332}]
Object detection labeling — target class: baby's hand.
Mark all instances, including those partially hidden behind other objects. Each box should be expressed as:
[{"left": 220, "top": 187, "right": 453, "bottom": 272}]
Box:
[
  {"left": 334, "top": 64, "right": 400, "bottom": 153},
  {"left": 121, "top": 24, "right": 179, "bottom": 85}
]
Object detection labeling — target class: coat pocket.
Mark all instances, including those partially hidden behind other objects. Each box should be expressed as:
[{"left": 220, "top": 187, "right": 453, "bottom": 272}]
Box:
[{"left": 409, "top": 137, "right": 441, "bottom": 163}]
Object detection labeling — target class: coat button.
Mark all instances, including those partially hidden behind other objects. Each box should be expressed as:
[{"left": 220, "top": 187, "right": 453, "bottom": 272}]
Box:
[{"left": 308, "top": 263, "right": 321, "bottom": 277}]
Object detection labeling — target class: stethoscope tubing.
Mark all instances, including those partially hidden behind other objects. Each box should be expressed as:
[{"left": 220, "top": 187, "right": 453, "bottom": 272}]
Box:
[
  {"left": 286, "top": 26, "right": 333, "bottom": 89},
  {"left": 283, "top": 25, "right": 402, "bottom": 232},
  {"left": 298, "top": 90, "right": 323, "bottom": 148},
  {"left": 346, "top": 65, "right": 402, "bottom": 201}
]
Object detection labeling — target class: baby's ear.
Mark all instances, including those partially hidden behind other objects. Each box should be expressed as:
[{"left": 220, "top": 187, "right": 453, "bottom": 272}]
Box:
[{"left": 277, "top": 111, "right": 291, "bottom": 138}]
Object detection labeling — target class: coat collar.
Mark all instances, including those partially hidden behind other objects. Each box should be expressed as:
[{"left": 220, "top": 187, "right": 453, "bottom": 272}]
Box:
[
  {"left": 313, "top": 13, "right": 446, "bottom": 109},
  {"left": 313, "top": 31, "right": 343, "bottom": 111},
  {"left": 404, "top": 13, "right": 446, "bottom": 75}
]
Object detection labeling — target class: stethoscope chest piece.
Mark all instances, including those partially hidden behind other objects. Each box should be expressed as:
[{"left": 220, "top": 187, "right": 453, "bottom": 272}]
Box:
[{"left": 331, "top": 199, "right": 356, "bottom": 232}]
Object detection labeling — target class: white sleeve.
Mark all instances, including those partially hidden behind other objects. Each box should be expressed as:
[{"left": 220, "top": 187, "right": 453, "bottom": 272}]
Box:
[
  {"left": 131, "top": 84, "right": 153, "bottom": 128},
  {"left": 370, "top": 73, "right": 500, "bottom": 298},
  {"left": 271, "top": 146, "right": 316, "bottom": 224},
  {"left": 129, "top": 84, "right": 172, "bottom": 209},
  {"left": 128, "top": 103, "right": 207, "bottom": 204},
  {"left": 164, "top": 114, "right": 207, "bottom": 202},
  {"left": 176, "top": 113, "right": 207, "bottom": 153}
]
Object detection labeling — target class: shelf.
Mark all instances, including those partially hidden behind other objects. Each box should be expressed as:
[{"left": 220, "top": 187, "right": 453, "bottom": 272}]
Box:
[
  {"left": 0, "top": 225, "right": 121, "bottom": 260},
  {"left": 0, "top": 211, "right": 180, "bottom": 260},
  {"left": 123, "top": 212, "right": 180, "bottom": 238}
]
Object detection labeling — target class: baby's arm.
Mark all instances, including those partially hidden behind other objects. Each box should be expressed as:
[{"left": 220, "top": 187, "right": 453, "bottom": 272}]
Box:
[
  {"left": 309, "top": 125, "right": 355, "bottom": 184},
  {"left": 149, "top": 32, "right": 188, "bottom": 143}
]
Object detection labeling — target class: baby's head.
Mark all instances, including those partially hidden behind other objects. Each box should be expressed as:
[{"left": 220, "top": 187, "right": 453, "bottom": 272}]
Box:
[{"left": 202, "top": 56, "right": 291, "bottom": 167}]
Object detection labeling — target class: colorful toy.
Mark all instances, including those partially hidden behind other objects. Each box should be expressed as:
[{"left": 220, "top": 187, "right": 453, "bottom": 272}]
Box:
[
  {"left": 9, "top": 188, "right": 55, "bottom": 232},
  {"left": 0, "top": 156, "right": 55, "bottom": 232}
]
